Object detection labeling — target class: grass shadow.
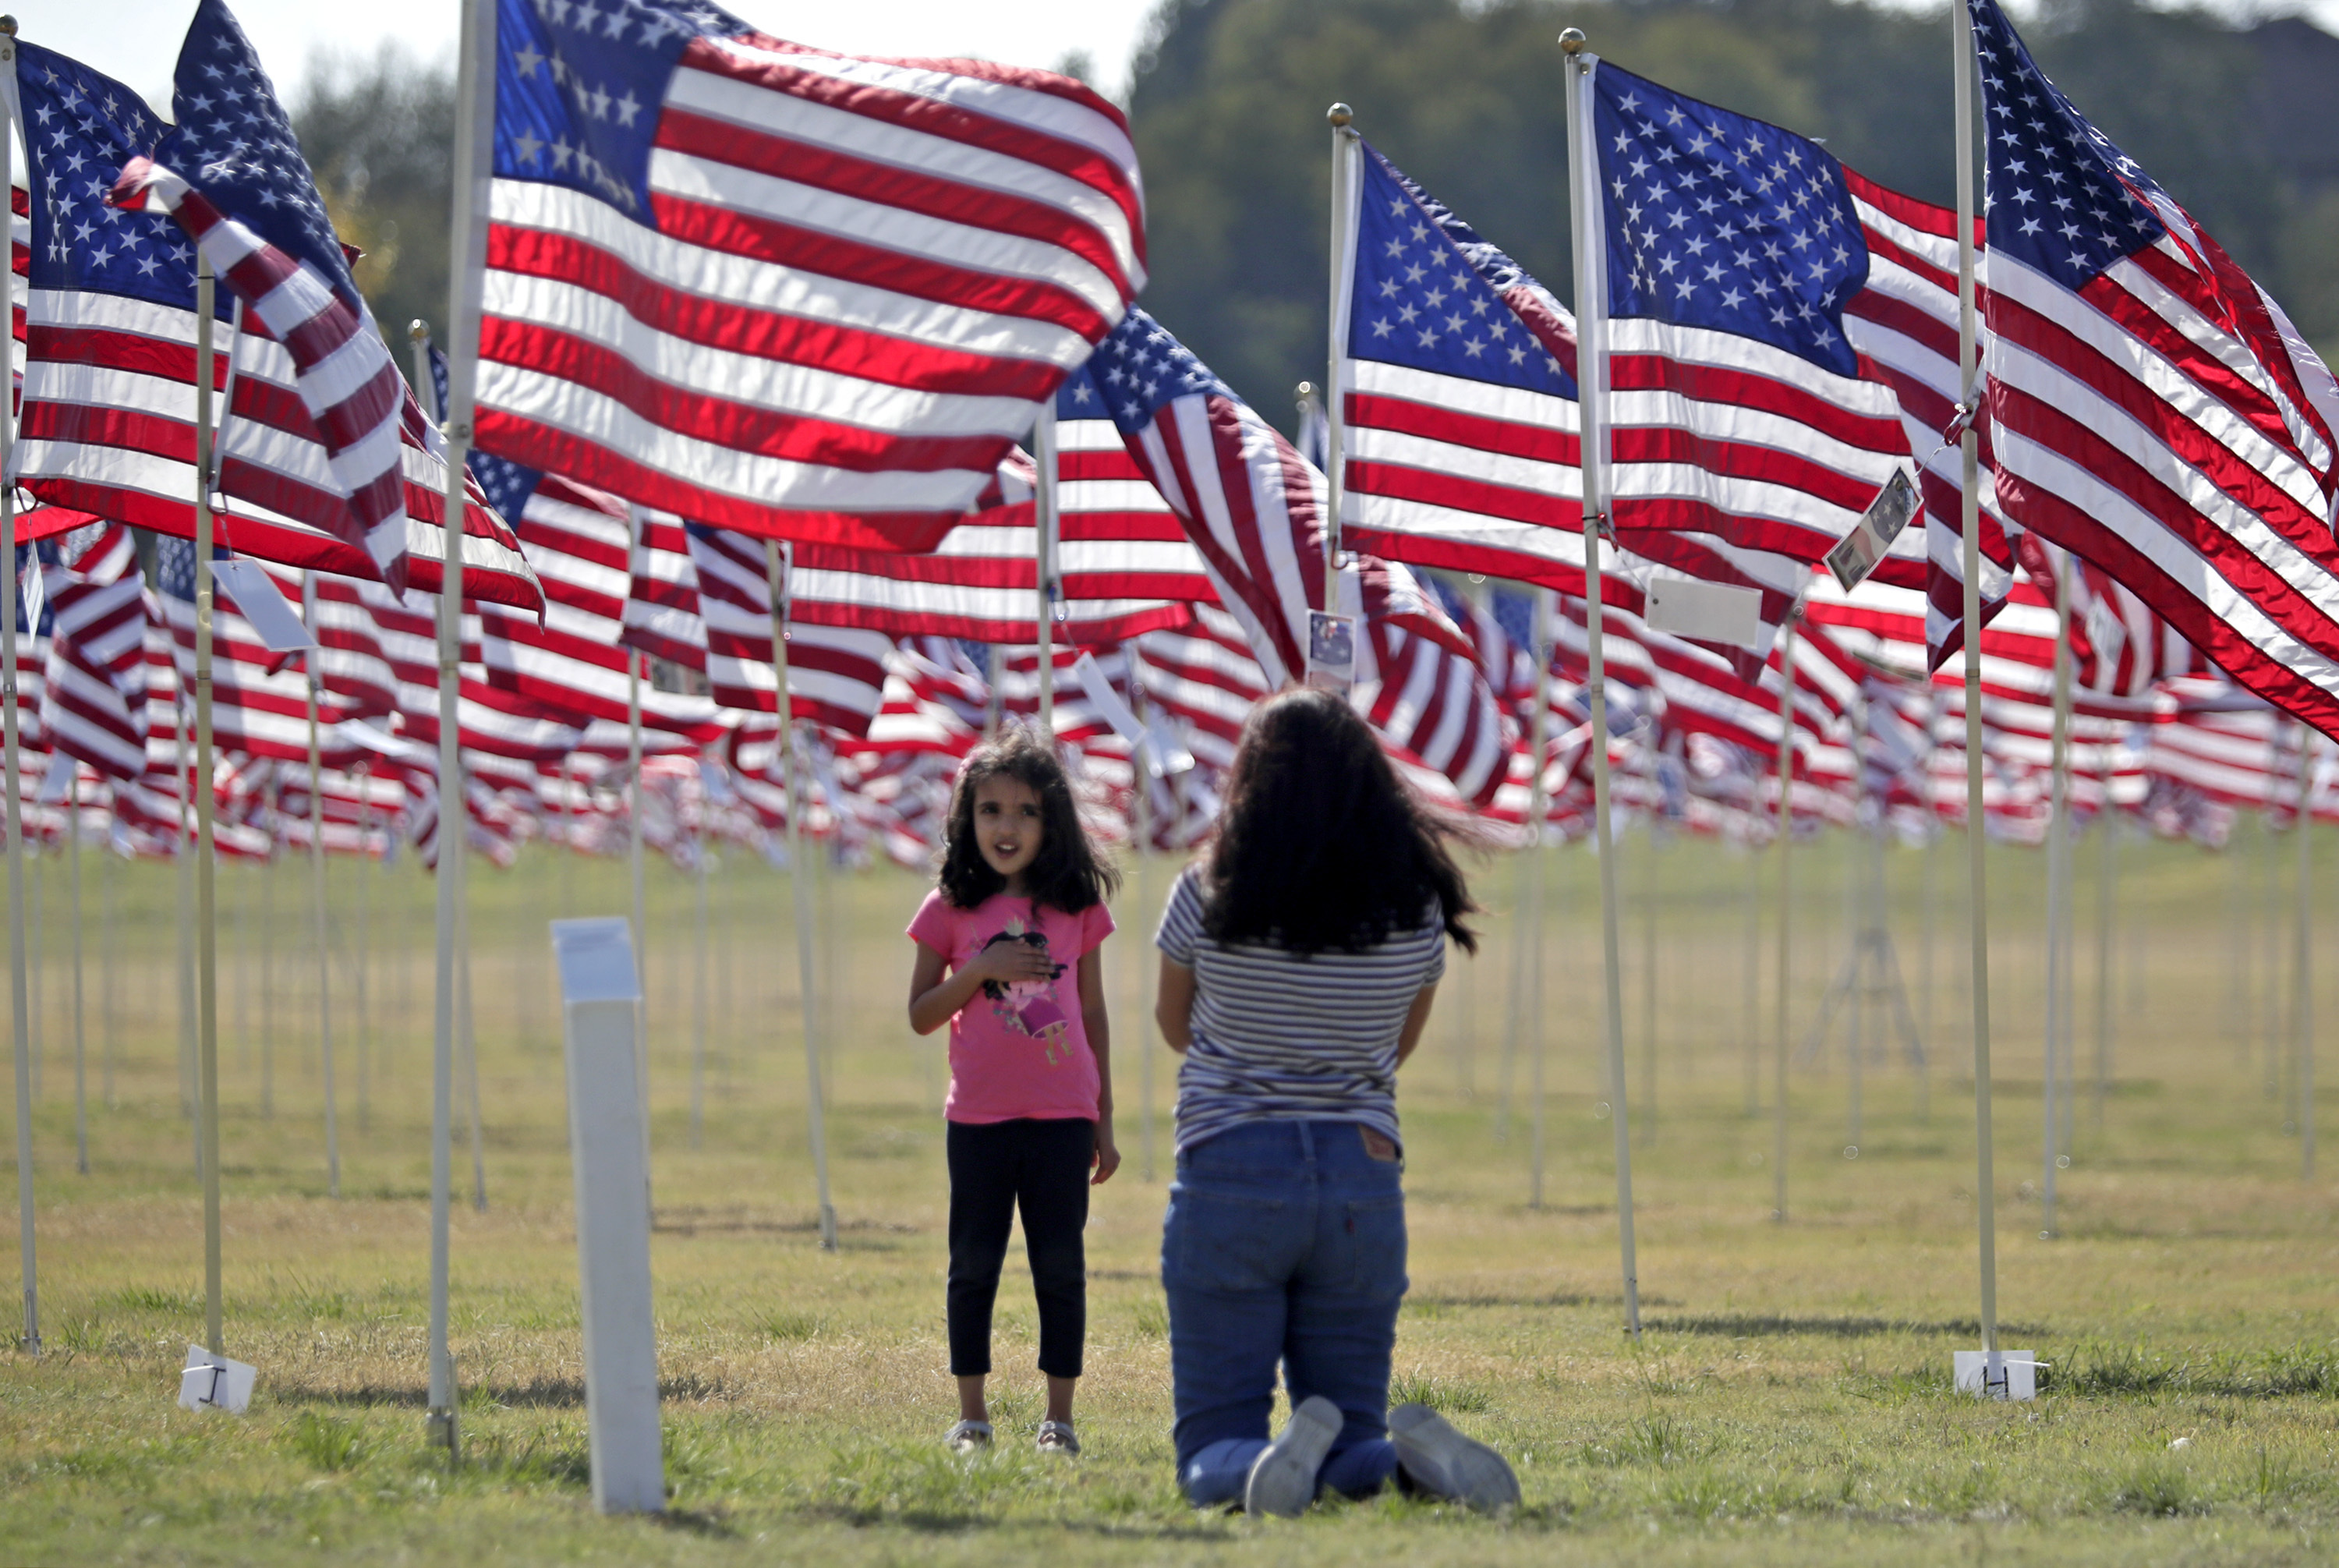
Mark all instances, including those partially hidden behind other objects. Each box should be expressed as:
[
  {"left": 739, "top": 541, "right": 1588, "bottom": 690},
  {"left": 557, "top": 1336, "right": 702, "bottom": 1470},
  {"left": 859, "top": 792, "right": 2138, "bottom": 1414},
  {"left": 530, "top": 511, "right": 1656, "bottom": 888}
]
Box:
[{"left": 1642, "top": 1315, "right": 2053, "bottom": 1340}]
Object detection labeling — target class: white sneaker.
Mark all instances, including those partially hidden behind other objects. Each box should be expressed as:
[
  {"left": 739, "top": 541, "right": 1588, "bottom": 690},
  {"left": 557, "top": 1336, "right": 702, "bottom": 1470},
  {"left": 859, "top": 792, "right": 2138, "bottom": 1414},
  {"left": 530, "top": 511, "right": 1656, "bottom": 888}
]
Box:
[
  {"left": 946, "top": 1418, "right": 992, "bottom": 1454},
  {"left": 1244, "top": 1396, "right": 1343, "bottom": 1517},
  {"left": 1389, "top": 1403, "right": 1520, "bottom": 1512}
]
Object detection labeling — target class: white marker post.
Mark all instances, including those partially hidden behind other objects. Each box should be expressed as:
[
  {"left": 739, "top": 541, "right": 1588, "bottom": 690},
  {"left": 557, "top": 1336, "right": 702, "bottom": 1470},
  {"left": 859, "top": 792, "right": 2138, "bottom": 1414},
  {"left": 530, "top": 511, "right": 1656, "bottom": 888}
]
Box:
[{"left": 551, "top": 917, "right": 664, "bottom": 1514}]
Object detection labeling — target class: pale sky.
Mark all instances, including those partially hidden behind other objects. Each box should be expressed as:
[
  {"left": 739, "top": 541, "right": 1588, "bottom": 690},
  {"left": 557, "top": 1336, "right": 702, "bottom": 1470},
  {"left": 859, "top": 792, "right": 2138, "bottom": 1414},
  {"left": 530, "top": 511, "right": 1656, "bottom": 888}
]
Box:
[
  {"left": 12, "top": 0, "right": 2334, "bottom": 125},
  {"left": 7, "top": 0, "right": 1162, "bottom": 115}
]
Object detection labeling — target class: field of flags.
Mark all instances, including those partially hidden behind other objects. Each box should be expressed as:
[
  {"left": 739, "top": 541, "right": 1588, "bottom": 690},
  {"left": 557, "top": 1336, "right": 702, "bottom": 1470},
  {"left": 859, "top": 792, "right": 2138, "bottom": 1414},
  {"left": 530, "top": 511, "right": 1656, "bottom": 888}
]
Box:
[{"left": 5, "top": 0, "right": 2339, "bottom": 1423}]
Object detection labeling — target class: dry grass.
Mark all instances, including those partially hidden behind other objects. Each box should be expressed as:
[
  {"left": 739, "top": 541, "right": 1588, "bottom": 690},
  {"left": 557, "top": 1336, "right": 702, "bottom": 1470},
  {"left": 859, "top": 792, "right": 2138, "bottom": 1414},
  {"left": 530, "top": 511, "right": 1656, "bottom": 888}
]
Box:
[{"left": 1, "top": 825, "right": 2335, "bottom": 1563}]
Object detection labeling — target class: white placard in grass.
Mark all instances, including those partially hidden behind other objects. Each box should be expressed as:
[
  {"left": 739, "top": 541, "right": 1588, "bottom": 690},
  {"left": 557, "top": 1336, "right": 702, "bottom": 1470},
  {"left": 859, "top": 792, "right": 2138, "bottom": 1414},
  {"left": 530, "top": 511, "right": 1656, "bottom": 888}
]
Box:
[
  {"left": 1644, "top": 575, "right": 1763, "bottom": 649},
  {"left": 552, "top": 917, "right": 664, "bottom": 1514},
  {"left": 1953, "top": 1349, "right": 2041, "bottom": 1401},
  {"left": 178, "top": 1346, "right": 257, "bottom": 1414},
  {"left": 208, "top": 560, "right": 317, "bottom": 653}
]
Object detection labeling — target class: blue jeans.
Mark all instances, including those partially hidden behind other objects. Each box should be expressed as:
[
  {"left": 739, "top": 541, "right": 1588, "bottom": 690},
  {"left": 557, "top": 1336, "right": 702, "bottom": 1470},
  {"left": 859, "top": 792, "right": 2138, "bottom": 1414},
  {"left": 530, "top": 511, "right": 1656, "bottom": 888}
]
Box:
[{"left": 1160, "top": 1119, "right": 1407, "bottom": 1506}]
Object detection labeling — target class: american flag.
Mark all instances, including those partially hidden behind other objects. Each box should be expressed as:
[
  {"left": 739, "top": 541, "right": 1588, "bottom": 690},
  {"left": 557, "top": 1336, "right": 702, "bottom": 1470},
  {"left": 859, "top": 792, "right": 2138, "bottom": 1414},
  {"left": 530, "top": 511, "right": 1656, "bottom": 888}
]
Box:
[
  {"left": 1967, "top": 0, "right": 2339, "bottom": 738},
  {"left": 571, "top": 501, "right": 894, "bottom": 739},
  {"left": 150, "top": 536, "right": 360, "bottom": 765},
  {"left": 476, "top": 0, "right": 1145, "bottom": 550},
  {"left": 35, "top": 520, "right": 147, "bottom": 782},
  {"left": 468, "top": 464, "right": 724, "bottom": 738},
  {"left": 109, "top": 149, "right": 410, "bottom": 585},
  {"left": 784, "top": 429, "right": 1206, "bottom": 646},
  {"left": 1083, "top": 308, "right": 1509, "bottom": 803},
  {"left": 11, "top": 29, "right": 540, "bottom": 608},
  {"left": 1334, "top": 143, "right": 1586, "bottom": 589}
]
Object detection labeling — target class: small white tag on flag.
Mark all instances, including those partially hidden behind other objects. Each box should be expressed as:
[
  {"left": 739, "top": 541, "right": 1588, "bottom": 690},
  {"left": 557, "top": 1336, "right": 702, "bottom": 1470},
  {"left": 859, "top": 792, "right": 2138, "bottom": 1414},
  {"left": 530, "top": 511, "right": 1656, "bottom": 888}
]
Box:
[
  {"left": 1826, "top": 469, "right": 1922, "bottom": 592},
  {"left": 208, "top": 561, "right": 317, "bottom": 653},
  {"left": 1644, "top": 576, "right": 1763, "bottom": 649}
]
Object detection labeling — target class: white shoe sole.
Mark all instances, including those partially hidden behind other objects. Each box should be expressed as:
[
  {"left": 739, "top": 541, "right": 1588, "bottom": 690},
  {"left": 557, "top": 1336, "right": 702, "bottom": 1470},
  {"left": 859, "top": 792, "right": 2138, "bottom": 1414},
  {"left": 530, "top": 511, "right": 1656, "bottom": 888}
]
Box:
[
  {"left": 1389, "top": 1402, "right": 1520, "bottom": 1512},
  {"left": 1244, "top": 1395, "right": 1344, "bottom": 1517}
]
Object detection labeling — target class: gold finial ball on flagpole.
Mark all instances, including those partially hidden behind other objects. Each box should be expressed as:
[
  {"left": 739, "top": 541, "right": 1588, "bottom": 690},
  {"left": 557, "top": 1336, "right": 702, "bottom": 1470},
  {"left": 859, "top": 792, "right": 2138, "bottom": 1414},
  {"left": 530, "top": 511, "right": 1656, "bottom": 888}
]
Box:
[
  {"left": 1296, "top": 382, "right": 1317, "bottom": 401},
  {"left": 0, "top": 17, "right": 18, "bottom": 36},
  {"left": 1326, "top": 103, "right": 1353, "bottom": 128},
  {"left": 409, "top": 320, "right": 429, "bottom": 344},
  {"left": 1559, "top": 27, "right": 1587, "bottom": 55}
]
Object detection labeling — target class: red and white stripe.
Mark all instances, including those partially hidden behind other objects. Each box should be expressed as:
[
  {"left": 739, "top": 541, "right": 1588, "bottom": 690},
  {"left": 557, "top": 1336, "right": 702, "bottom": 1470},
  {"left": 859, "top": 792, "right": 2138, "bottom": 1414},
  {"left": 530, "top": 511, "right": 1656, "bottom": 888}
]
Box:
[
  {"left": 37, "top": 521, "right": 147, "bottom": 781},
  {"left": 476, "top": 25, "right": 1145, "bottom": 550},
  {"left": 110, "top": 159, "right": 409, "bottom": 589},
  {"left": 1973, "top": 6, "right": 2339, "bottom": 738}
]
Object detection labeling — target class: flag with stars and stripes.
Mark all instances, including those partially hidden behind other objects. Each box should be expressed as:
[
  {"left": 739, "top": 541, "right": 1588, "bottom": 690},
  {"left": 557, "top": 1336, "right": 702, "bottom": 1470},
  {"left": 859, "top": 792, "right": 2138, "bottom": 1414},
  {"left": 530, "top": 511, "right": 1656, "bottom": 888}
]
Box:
[
  {"left": 35, "top": 521, "right": 147, "bottom": 781},
  {"left": 781, "top": 423, "right": 1209, "bottom": 647},
  {"left": 1966, "top": 0, "right": 2339, "bottom": 738},
  {"left": 1082, "top": 306, "right": 1511, "bottom": 806},
  {"left": 7, "top": 19, "right": 541, "bottom": 608},
  {"left": 468, "top": 465, "right": 725, "bottom": 739},
  {"left": 1334, "top": 141, "right": 1587, "bottom": 589},
  {"left": 476, "top": 0, "right": 1146, "bottom": 552},
  {"left": 1574, "top": 58, "right": 2036, "bottom": 667}
]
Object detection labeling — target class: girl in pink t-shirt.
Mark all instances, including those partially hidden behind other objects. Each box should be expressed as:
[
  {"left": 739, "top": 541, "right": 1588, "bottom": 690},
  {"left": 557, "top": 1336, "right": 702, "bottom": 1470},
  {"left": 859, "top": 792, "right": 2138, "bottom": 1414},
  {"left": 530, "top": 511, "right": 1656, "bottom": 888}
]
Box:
[{"left": 908, "top": 725, "right": 1120, "bottom": 1457}]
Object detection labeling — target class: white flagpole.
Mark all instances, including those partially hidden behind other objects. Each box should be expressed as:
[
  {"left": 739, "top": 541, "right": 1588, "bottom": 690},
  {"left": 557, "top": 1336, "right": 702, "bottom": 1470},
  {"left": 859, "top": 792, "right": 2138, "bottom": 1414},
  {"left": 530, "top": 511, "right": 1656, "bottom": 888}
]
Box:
[
  {"left": 625, "top": 510, "right": 648, "bottom": 1141},
  {"left": 1562, "top": 30, "right": 1640, "bottom": 1336},
  {"left": 1773, "top": 614, "right": 1799, "bottom": 1221},
  {"left": 69, "top": 775, "right": 84, "bottom": 1176},
  {"left": 1954, "top": 0, "right": 2003, "bottom": 1366},
  {"left": 1034, "top": 404, "right": 1057, "bottom": 736},
  {"left": 2295, "top": 725, "right": 2316, "bottom": 1180},
  {"left": 103, "top": 797, "right": 118, "bottom": 1110},
  {"left": 1325, "top": 103, "right": 1358, "bottom": 595},
  {"left": 765, "top": 540, "right": 837, "bottom": 1251},
  {"left": 423, "top": 0, "right": 496, "bottom": 1455},
  {"left": 356, "top": 770, "right": 371, "bottom": 1134},
  {"left": 2092, "top": 760, "right": 2114, "bottom": 1131},
  {"left": 690, "top": 789, "right": 709, "bottom": 1150},
  {"left": 261, "top": 777, "right": 275, "bottom": 1119},
  {"left": 175, "top": 693, "right": 195, "bottom": 1149},
  {"left": 306, "top": 576, "right": 338, "bottom": 1198},
  {"left": 1525, "top": 591, "right": 1551, "bottom": 1206},
  {"left": 1126, "top": 655, "right": 1159, "bottom": 1180},
  {"left": 193, "top": 253, "right": 225, "bottom": 1357},
  {"left": 2041, "top": 554, "right": 2072, "bottom": 1237},
  {"left": 1, "top": 12, "right": 35, "bottom": 1354}
]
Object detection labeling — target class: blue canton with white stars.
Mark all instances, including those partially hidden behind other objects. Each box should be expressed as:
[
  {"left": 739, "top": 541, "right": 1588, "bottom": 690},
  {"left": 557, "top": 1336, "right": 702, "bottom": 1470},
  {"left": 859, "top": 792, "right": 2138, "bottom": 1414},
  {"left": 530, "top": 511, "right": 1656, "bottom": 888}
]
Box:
[
  {"left": 1594, "top": 63, "right": 1868, "bottom": 378},
  {"left": 1966, "top": 0, "right": 2164, "bottom": 285},
  {"left": 15, "top": 41, "right": 202, "bottom": 313},
  {"left": 1067, "top": 310, "right": 1230, "bottom": 436},
  {"left": 1054, "top": 363, "right": 1106, "bottom": 422},
  {"left": 426, "top": 342, "right": 543, "bottom": 519},
  {"left": 494, "top": 0, "right": 749, "bottom": 218},
  {"left": 154, "top": 0, "right": 359, "bottom": 313},
  {"left": 1347, "top": 143, "right": 1573, "bottom": 396}
]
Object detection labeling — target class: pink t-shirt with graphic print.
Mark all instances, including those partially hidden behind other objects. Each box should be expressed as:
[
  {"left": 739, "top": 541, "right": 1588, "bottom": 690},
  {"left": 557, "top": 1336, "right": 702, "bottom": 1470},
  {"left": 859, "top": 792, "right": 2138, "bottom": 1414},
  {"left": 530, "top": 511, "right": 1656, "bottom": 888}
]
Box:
[{"left": 908, "top": 890, "right": 1115, "bottom": 1124}]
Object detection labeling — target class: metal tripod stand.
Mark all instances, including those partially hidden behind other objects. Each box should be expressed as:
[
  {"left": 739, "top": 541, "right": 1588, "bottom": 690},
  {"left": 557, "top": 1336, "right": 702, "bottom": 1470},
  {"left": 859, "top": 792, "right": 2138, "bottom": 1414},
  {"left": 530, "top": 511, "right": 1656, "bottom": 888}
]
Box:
[{"left": 1799, "top": 811, "right": 1927, "bottom": 1154}]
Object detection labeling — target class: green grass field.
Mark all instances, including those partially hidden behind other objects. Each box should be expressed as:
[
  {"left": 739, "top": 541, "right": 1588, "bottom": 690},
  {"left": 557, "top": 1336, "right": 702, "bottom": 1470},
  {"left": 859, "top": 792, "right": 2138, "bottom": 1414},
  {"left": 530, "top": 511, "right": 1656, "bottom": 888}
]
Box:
[{"left": 1, "top": 823, "right": 2334, "bottom": 1564}]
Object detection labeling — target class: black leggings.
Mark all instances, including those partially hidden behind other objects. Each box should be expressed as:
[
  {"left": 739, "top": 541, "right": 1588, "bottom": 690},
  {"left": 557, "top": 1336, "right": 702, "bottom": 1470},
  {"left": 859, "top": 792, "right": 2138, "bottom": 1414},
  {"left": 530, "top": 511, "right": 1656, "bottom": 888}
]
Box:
[{"left": 946, "top": 1117, "right": 1093, "bottom": 1379}]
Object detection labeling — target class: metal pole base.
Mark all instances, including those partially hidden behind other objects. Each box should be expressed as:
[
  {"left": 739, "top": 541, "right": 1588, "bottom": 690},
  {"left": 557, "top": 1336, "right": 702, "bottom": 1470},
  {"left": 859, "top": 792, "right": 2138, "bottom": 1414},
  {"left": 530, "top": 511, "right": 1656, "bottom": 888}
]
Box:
[
  {"left": 426, "top": 1403, "right": 460, "bottom": 1460},
  {"left": 817, "top": 1203, "right": 837, "bottom": 1252}
]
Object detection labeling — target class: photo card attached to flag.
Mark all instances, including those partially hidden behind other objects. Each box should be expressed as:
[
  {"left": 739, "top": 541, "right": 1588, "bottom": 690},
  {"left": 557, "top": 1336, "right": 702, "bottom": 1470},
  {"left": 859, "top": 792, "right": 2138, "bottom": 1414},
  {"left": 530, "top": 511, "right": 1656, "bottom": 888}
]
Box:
[
  {"left": 1826, "top": 469, "right": 1921, "bottom": 593},
  {"left": 1305, "top": 611, "right": 1357, "bottom": 694}
]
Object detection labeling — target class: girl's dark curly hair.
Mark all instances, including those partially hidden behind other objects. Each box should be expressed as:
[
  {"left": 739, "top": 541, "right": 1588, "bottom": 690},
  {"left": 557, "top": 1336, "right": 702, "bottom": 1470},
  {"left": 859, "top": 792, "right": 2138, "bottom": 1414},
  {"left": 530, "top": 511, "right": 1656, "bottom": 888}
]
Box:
[
  {"left": 937, "top": 723, "right": 1119, "bottom": 913},
  {"left": 1201, "top": 687, "right": 1477, "bottom": 954}
]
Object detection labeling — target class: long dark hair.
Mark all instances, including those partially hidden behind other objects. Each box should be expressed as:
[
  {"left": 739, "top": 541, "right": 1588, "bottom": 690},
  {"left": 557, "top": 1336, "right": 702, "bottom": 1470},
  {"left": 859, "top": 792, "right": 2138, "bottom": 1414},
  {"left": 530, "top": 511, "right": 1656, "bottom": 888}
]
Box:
[
  {"left": 1201, "top": 688, "right": 1477, "bottom": 954},
  {"left": 937, "top": 724, "right": 1119, "bottom": 914}
]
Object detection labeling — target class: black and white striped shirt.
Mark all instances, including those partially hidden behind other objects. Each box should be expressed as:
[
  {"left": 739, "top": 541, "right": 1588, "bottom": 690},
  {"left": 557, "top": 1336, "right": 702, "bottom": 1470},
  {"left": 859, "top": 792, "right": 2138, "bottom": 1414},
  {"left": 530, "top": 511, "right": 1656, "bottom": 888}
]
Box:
[{"left": 1155, "top": 864, "right": 1446, "bottom": 1154}]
